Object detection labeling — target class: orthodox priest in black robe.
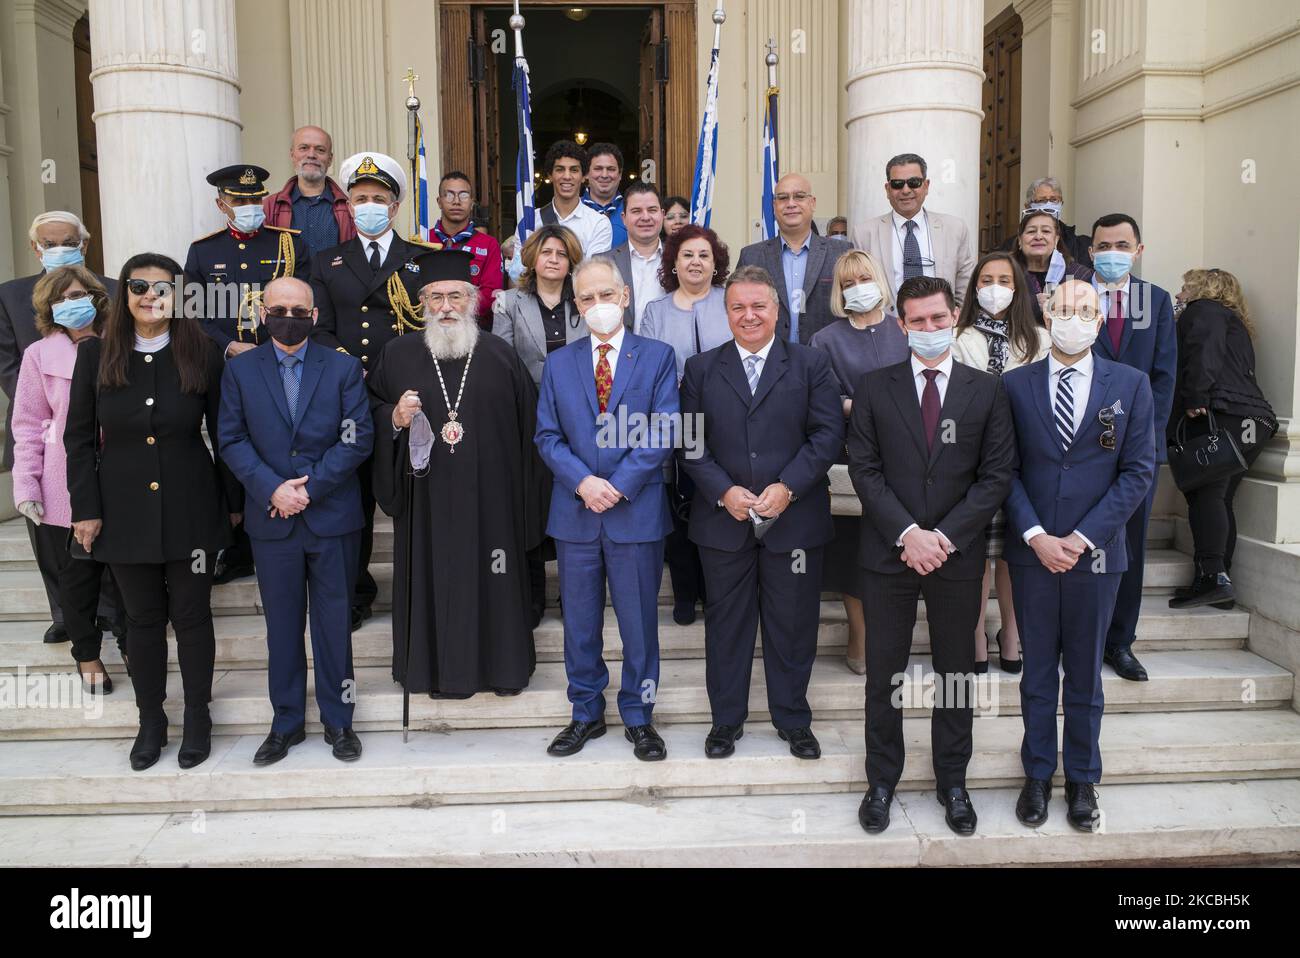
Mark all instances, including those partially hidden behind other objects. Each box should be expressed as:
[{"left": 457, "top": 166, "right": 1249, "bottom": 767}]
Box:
[{"left": 368, "top": 249, "right": 545, "bottom": 696}]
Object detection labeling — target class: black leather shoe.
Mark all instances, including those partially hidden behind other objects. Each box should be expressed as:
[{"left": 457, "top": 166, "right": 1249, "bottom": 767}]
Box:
[
  {"left": 672, "top": 600, "right": 697, "bottom": 626},
  {"left": 177, "top": 706, "right": 212, "bottom": 769},
  {"left": 1104, "top": 647, "right": 1149, "bottom": 681},
  {"left": 129, "top": 713, "right": 168, "bottom": 771},
  {"left": 547, "top": 719, "right": 606, "bottom": 756},
  {"left": 350, "top": 605, "right": 373, "bottom": 633},
  {"left": 492, "top": 687, "right": 523, "bottom": 697},
  {"left": 936, "top": 786, "right": 978, "bottom": 835},
  {"left": 77, "top": 659, "right": 113, "bottom": 696},
  {"left": 323, "top": 724, "right": 362, "bottom": 761},
  {"left": 1065, "top": 780, "right": 1101, "bottom": 832},
  {"left": 1168, "top": 572, "right": 1235, "bottom": 610},
  {"left": 212, "top": 557, "right": 255, "bottom": 584},
  {"left": 625, "top": 724, "right": 667, "bottom": 761},
  {"left": 704, "top": 723, "right": 743, "bottom": 758},
  {"left": 43, "top": 624, "right": 69, "bottom": 644},
  {"left": 973, "top": 659, "right": 989, "bottom": 675},
  {"left": 253, "top": 727, "right": 306, "bottom": 766},
  {"left": 858, "top": 785, "right": 893, "bottom": 834},
  {"left": 1015, "top": 777, "right": 1052, "bottom": 827},
  {"left": 777, "top": 726, "right": 821, "bottom": 760}
]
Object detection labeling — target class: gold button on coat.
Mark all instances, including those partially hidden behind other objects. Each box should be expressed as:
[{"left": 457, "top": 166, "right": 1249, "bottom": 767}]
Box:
[
  {"left": 149, "top": 482, "right": 159, "bottom": 491},
  {"left": 144, "top": 355, "right": 153, "bottom": 363},
  {"left": 146, "top": 437, "right": 155, "bottom": 445}
]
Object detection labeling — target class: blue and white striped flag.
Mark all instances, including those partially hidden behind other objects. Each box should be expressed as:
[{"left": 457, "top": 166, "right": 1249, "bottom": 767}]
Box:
[
  {"left": 513, "top": 55, "right": 537, "bottom": 246},
  {"left": 760, "top": 85, "right": 780, "bottom": 240},
  {"left": 413, "top": 114, "right": 431, "bottom": 242},
  {"left": 689, "top": 43, "right": 722, "bottom": 226}
]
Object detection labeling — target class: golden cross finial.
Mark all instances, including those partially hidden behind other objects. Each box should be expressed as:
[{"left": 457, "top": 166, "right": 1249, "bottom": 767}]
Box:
[{"left": 402, "top": 68, "right": 419, "bottom": 98}]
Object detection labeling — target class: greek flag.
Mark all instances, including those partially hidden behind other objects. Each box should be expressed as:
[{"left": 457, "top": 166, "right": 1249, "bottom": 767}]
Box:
[
  {"left": 413, "top": 115, "right": 431, "bottom": 242},
  {"left": 760, "top": 86, "right": 780, "bottom": 240},
  {"left": 689, "top": 43, "right": 721, "bottom": 227},
  {"left": 513, "top": 55, "right": 537, "bottom": 245}
]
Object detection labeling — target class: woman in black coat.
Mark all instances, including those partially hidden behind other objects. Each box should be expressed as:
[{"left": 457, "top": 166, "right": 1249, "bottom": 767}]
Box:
[
  {"left": 1167, "top": 268, "right": 1276, "bottom": 610},
  {"left": 66, "top": 252, "right": 241, "bottom": 771}
]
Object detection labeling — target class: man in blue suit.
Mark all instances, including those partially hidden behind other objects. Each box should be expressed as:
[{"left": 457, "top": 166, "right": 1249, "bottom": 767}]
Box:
[
  {"left": 1090, "top": 213, "right": 1175, "bottom": 682},
  {"left": 679, "top": 265, "right": 844, "bottom": 761},
  {"left": 535, "top": 256, "right": 679, "bottom": 761},
  {"left": 1004, "top": 280, "right": 1156, "bottom": 830},
  {"left": 218, "top": 276, "right": 375, "bottom": 765}
]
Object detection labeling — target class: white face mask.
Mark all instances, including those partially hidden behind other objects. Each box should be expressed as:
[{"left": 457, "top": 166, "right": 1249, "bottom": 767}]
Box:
[
  {"left": 842, "top": 282, "right": 883, "bottom": 314},
  {"left": 976, "top": 284, "right": 1014, "bottom": 315},
  {"left": 584, "top": 302, "right": 624, "bottom": 335},
  {"left": 1049, "top": 313, "right": 1100, "bottom": 355}
]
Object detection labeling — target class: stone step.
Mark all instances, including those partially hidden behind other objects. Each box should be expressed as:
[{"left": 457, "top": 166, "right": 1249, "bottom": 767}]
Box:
[
  {"left": 0, "top": 596, "right": 1249, "bottom": 674},
  {"left": 3, "top": 709, "right": 1298, "bottom": 816},
  {"left": 1, "top": 777, "right": 1296, "bottom": 866},
  {"left": 1, "top": 649, "right": 1290, "bottom": 740},
  {"left": 0, "top": 548, "right": 1199, "bottom": 621}
]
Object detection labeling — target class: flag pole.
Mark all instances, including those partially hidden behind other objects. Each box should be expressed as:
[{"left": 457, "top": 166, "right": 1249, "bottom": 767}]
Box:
[
  {"left": 403, "top": 68, "right": 421, "bottom": 241},
  {"left": 511, "top": 0, "right": 526, "bottom": 59},
  {"left": 765, "top": 38, "right": 779, "bottom": 175}
]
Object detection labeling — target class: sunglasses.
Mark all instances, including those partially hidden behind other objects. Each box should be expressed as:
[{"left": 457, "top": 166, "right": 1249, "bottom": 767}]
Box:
[
  {"left": 888, "top": 177, "right": 925, "bottom": 190},
  {"left": 126, "top": 279, "right": 174, "bottom": 297},
  {"left": 1098, "top": 408, "right": 1117, "bottom": 450},
  {"left": 263, "top": 306, "right": 314, "bottom": 319}
]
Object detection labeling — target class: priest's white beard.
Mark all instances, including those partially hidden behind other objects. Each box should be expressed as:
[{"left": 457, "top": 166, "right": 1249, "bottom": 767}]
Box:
[{"left": 423, "top": 304, "right": 480, "bottom": 360}]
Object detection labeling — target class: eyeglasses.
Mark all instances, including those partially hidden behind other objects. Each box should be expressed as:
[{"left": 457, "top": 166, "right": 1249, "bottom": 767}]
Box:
[
  {"left": 441, "top": 190, "right": 472, "bottom": 203},
  {"left": 664, "top": 211, "right": 689, "bottom": 222},
  {"left": 57, "top": 290, "right": 91, "bottom": 302},
  {"left": 420, "top": 291, "right": 469, "bottom": 308},
  {"left": 263, "top": 306, "right": 314, "bottom": 319},
  {"left": 38, "top": 239, "right": 83, "bottom": 250},
  {"left": 1098, "top": 408, "right": 1116, "bottom": 450},
  {"left": 1046, "top": 307, "right": 1100, "bottom": 322},
  {"left": 888, "top": 177, "right": 925, "bottom": 190},
  {"left": 126, "top": 279, "right": 174, "bottom": 297},
  {"left": 774, "top": 192, "right": 813, "bottom": 204}
]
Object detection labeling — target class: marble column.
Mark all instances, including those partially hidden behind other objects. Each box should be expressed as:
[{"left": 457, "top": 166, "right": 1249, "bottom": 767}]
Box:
[
  {"left": 89, "top": 0, "right": 242, "bottom": 273},
  {"left": 844, "top": 0, "right": 985, "bottom": 238}
]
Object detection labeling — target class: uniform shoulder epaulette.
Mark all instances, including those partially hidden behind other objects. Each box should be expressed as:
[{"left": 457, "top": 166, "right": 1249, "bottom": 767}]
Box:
[
  {"left": 407, "top": 238, "right": 443, "bottom": 250},
  {"left": 192, "top": 227, "right": 226, "bottom": 243},
  {"left": 265, "top": 224, "right": 302, "bottom": 234}
]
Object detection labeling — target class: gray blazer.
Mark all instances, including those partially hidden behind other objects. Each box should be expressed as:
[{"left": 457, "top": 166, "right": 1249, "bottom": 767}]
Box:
[
  {"left": 639, "top": 287, "right": 732, "bottom": 383},
  {"left": 491, "top": 287, "right": 587, "bottom": 387},
  {"left": 607, "top": 241, "right": 667, "bottom": 333},
  {"left": 735, "top": 233, "right": 843, "bottom": 345}
]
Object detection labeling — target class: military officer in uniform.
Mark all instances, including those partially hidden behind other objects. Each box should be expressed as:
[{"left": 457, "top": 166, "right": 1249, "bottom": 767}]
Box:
[
  {"left": 185, "top": 163, "right": 311, "bottom": 584},
  {"left": 310, "top": 151, "right": 441, "bottom": 631}
]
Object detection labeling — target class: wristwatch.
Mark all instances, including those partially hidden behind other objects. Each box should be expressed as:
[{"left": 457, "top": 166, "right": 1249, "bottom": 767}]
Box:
[{"left": 779, "top": 480, "right": 797, "bottom": 503}]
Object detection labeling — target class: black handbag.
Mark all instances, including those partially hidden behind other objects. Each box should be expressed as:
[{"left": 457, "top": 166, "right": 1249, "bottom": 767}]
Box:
[{"left": 1167, "top": 410, "right": 1247, "bottom": 493}]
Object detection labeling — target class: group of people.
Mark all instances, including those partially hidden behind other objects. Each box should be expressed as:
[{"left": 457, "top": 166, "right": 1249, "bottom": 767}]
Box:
[{"left": 0, "top": 123, "right": 1277, "bottom": 838}]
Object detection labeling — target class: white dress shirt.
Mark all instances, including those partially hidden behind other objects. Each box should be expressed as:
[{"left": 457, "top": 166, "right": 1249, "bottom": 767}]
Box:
[
  {"left": 897, "top": 351, "right": 955, "bottom": 548},
  {"left": 628, "top": 241, "right": 664, "bottom": 332},
  {"left": 891, "top": 209, "right": 935, "bottom": 294},
  {"left": 1022, "top": 351, "right": 1096, "bottom": 549},
  {"left": 735, "top": 334, "right": 776, "bottom": 369},
  {"left": 591, "top": 325, "right": 627, "bottom": 383},
  {"left": 553, "top": 201, "right": 613, "bottom": 257},
  {"left": 1093, "top": 274, "right": 1132, "bottom": 319},
  {"left": 358, "top": 228, "right": 395, "bottom": 264}
]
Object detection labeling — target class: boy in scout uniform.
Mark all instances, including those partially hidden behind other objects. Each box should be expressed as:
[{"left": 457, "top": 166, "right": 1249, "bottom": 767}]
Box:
[{"left": 309, "top": 151, "right": 441, "bottom": 630}]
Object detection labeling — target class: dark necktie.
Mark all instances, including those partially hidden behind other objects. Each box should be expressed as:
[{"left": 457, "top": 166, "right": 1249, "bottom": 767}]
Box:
[
  {"left": 921, "top": 368, "right": 941, "bottom": 450},
  {"left": 1055, "top": 366, "right": 1077, "bottom": 451},
  {"left": 1107, "top": 290, "right": 1125, "bottom": 353},
  {"left": 280, "top": 354, "right": 301, "bottom": 422},
  {"left": 903, "top": 220, "right": 923, "bottom": 280},
  {"left": 368, "top": 240, "right": 381, "bottom": 273},
  {"left": 595, "top": 344, "right": 613, "bottom": 413}
]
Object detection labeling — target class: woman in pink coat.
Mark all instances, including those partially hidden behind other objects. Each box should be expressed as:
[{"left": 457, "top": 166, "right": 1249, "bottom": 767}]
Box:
[{"left": 12, "top": 265, "right": 123, "bottom": 692}]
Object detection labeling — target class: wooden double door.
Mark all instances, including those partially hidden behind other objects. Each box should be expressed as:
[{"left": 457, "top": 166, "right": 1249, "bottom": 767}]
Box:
[{"left": 978, "top": 7, "right": 1022, "bottom": 254}]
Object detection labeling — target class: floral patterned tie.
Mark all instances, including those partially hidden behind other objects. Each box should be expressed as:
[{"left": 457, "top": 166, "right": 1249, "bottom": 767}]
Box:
[{"left": 595, "top": 343, "right": 613, "bottom": 413}]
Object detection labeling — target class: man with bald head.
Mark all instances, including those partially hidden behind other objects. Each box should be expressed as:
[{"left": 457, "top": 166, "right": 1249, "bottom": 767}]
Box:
[
  {"left": 263, "top": 125, "right": 357, "bottom": 257},
  {"left": 736, "top": 172, "right": 845, "bottom": 344},
  {"left": 218, "top": 276, "right": 374, "bottom": 765},
  {"left": 1002, "top": 278, "right": 1156, "bottom": 831}
]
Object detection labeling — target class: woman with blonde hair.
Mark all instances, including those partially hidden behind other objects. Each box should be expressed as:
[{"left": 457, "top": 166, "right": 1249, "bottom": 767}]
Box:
[
  {"left": 1168, "top": 267, "right": 1276, "bottom": 609},
  {"left": 809, "top": 249, "right": 909, "bottom": 674}
]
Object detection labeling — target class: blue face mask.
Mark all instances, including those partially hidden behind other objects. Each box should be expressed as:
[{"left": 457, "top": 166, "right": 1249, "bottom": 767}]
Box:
[
  {"left": 907, "top": 326, "right": 953, "bottom": 360},
  {"left": 231, "top": 204, "right": 266, "bottom": 232},
  {"left": 1093, "top": 250, "right": 1134, "bottom": 283},
  {"left": 52, "top": 297, "right": 96, "bottom": 330},
  {"left": 506, "top": 248, "right": 526, "bottom": 283},
  {"left": 353, "top": 202, "right": 393, "bottom": 236},
  {"left": 41, "top": 245, "right": 85, "bottom": 271}
]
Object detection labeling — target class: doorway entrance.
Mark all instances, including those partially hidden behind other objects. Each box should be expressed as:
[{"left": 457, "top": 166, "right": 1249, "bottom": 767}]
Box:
[
  {"left": 978, "top": 6, "right": 1023, "bottom": 254},
  {"left": 438, "top": 1, "right": 697, "bottom": 239}
]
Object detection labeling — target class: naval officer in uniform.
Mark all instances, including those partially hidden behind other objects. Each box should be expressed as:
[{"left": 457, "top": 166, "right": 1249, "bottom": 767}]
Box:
[{"left": 309, "top": 150, "right": 441, "bottom": 631}]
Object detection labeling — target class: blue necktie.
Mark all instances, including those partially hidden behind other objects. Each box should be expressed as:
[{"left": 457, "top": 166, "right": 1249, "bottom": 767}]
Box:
[
  {"left": 280, "top": 354, "right": 301, "bottom": 422},
  {"left": 902, "top": 220, "right": 923, "bottom": 280},
  {"left": 744, "top": 354, "right": 762, "bottom": 394}
]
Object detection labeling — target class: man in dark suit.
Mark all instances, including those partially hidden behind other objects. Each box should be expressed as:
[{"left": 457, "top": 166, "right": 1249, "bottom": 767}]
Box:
[
  {"left": 679, "top": 264, "right": 844, "bottom": 760},
  {"left": 607, "top": 182, "right": 666, "bottom": 332},
  {"left": 218, "top": 276, "right": 374, "bottom": 765},
  {"left": 735, "top": 173, "right": 843, "bottom": 345},
  {"left": 309, "top": 150, "right": 440, "bottom": 631},
  {"left": 1089, "top": 213, "right": 1176, "bottom": 682},
  {"left": 847, "top": 275, "right": 1015, "bottom": 836},
  {"left": 535, "top": 256, "right": 679, "bottom": 760},
  {"left": 0, "top": 210, "right": 119, "bottom": 643},
  {"left": 1003, "top": 280, "right": 1156, "bottom": 830}
]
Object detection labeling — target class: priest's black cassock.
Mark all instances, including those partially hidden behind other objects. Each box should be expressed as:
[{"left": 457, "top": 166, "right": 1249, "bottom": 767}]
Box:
[{"left": 368, "top": 330, "right": 545, "bottom": 695}]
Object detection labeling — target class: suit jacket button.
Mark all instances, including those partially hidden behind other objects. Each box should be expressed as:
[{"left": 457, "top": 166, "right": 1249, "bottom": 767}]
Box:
[
  {"left": 361, "top": 306, "right": 369, "bottom": 313},
  {"left": 750, "top": 452, "right": 757, "bottom": 459},
  {"left": 927, "top": 478, "right": 934, "bottom": 485},
  {"left": 146, "top": 437, "right": 155, "bottom": 445},
  {"left": 362, "top": 356, "right": 369, "bottom": 363},
  {"left": 149, "top": 482, "right": 159, "bottom": 491},
  {"left": 291, "top": 450, "right": 298, "bottom": 457},
  {"left": 1063, "top": 464, "right": 1071, "bottom": 470}
]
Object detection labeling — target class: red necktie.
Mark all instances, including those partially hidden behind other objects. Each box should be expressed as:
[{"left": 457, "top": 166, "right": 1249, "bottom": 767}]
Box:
[
  {"left": 1107, "top": 290, "right": 1125, "bottom": 354},
  {"left": 595, "top": 344, "right": 613, "bottom": 413},
  {"left": 921, "top": 368, "right": 941, "bottom": 451}
]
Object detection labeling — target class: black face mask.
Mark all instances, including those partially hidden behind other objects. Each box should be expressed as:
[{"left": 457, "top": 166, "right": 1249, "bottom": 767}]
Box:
[{"left": 265, "top": 314, "right": 313, "bottom": 347}]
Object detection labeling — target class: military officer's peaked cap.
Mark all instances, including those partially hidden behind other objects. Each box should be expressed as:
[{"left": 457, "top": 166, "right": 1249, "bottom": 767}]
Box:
[
  {"left": 206, "top": 164, "right": 271, "bottom": 198},
  {"left": 340, "top": 152, "right": 407, "bottom": 203}
]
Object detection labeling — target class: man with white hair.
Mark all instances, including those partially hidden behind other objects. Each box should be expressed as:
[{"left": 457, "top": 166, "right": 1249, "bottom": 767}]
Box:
[
  {"left": 368, "top": 249, "right": 545, "bottom": 701},
  {"left": 0, "top": 211, "right": 122, "bottom": 644},
  {"left": 998, "top": 176, "right": 1092, "bottom": 266}
]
